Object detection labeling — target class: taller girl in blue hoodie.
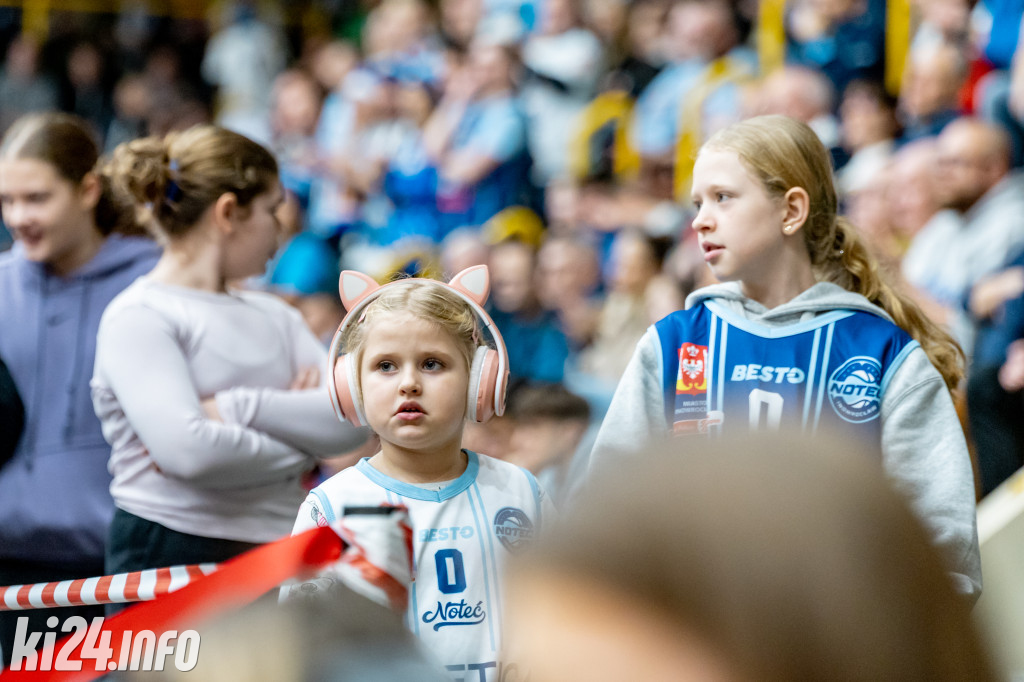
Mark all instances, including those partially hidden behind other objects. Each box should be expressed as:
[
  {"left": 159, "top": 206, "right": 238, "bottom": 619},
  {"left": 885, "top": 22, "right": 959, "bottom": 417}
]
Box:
[{"left": 0, "top": 113, "right": 159, "bottom": 664}]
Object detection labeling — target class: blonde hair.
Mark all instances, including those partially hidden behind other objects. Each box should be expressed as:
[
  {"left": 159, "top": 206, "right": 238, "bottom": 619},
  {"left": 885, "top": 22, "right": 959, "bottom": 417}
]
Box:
[
  {"left": 702, "top": 115, "right": 964, "bottom": 389},
  {"left": 104, "top": 125, "right": 278, "bottom": 242},
  {"left": 341, "top": 278, "right": 483, "bottom": 392}
]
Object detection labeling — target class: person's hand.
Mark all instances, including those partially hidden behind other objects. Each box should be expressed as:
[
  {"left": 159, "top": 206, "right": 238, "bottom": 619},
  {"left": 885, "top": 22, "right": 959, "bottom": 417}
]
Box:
[
  {"left": 201, "top": 397, "right": 222, "bottom": 422},
  {"left": 291, "top": 366, "right": 321, "bottom": 390},
  {"left": 999, "top": 339, "right": 1024, "bottom": 392},
  {"left": 969, "top": 267, "right": 1024, "bottom": 320}
]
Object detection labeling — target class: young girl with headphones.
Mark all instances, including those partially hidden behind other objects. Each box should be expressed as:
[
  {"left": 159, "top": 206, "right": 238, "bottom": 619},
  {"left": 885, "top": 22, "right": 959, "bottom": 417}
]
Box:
[
  {"left": 591, "top": 115, "right": 981, "bottom": 603},
  {"left": 290, "top": 265, "right": 549, "bottom": 678}
]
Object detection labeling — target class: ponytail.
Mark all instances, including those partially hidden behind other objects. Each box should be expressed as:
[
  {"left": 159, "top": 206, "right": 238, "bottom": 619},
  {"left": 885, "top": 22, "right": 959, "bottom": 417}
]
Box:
[
  {"left": 105, "top": 125, "right": 278, "bottom": 243},
  {"left": 818, "top": 218, "right": 964, "bottom": 390}
]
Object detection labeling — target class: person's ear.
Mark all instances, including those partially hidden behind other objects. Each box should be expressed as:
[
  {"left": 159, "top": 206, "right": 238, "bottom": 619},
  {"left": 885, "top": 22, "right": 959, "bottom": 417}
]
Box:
[
  {"left": 212, "top": 192, "right": 239, "bottom": 235},
  {"left": 780, "top": 187, "right": 810, "bottom": 236},
  {"left": 77, "top": 172, "right": 102, "bottom": 212}
]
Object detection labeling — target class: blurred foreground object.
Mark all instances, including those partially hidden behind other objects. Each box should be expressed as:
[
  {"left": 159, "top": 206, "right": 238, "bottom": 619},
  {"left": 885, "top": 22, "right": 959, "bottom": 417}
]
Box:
[
  {"left": 976, "top": 468, "right": 1024, "bottom": 680},
  {"left": 506, "top": 433, "right": 996, "bottom": 682}
]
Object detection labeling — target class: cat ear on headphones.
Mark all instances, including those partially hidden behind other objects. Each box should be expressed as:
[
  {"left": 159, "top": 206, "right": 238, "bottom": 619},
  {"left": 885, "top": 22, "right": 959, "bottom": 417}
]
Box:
[
  {"left": 448, "top": 265, "right": 490, "bottom": 306},
  {"left": 339, "top": 271, "right": 381, "bottom": 312}
]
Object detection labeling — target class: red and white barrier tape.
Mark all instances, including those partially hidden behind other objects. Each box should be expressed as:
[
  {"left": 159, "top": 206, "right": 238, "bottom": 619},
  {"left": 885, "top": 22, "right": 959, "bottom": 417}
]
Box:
[
  {"left": 0, "top": 505, "right": 413, "bottom": 682},
  {"left": 0, "top": 563, "right": 219, "bottom": 612}
]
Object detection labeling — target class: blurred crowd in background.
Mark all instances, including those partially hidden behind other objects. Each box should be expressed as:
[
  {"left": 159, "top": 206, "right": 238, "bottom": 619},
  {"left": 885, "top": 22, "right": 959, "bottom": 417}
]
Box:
[{"left": 3, "top": 0, "right": 1024, "bottom": 499}]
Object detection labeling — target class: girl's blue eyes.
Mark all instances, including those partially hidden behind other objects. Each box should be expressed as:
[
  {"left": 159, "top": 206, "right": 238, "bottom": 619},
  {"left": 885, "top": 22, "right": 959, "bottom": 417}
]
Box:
[{"left": 375, "top": 359, "right": 444, "bottom": 372}]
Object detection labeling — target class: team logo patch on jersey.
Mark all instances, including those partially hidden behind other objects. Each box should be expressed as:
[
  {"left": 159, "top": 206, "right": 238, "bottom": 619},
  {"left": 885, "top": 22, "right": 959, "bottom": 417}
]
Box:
[
  {"left": 310, "top": 503, "right": 328, "bottom": 528},
  {"left": 493, "top": 507, "right": 533, "bottom": 553},
  {"left": 677, "top": 343, "right": 708, "bottom": 395},
  {"left": 828, "top": 356, "right": 883, "bottom": 423}
]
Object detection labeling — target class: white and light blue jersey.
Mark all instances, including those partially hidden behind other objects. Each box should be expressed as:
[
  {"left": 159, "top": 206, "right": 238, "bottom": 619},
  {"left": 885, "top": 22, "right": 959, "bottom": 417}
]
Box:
[
  {"left": 296, "top": 450, "right": 546, "bottom": 682},
  {"left": 654, "top": 300, "right": 918, "bottom": 444}
]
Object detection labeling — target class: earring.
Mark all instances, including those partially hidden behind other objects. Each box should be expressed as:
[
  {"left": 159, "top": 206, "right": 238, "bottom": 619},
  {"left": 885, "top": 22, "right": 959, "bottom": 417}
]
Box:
[{"left": 783, "top": 224, "right": 794, "bottom": 234}]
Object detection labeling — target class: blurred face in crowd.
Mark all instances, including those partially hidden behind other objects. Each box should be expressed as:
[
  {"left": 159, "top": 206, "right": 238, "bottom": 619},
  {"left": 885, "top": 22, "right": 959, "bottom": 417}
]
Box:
[
  {"left": 840, "top": 85, "right": 896, "bottom": 151},
  {"left": 886, "top": 143, "right": 941, "bottom": 235},
  {"left": 396, "top": 81, "right": 435, "bottom": 125},
  {"left": 629, "top": 0, "right": 669, "bottom": 62},
  {"left": 272, "top": 73, "right": 322, "bottom": 138},
  {"left": 918, "top": 0, "right": 970, "bottom": 39},
  {"left": 0, "top": 158, "right": 103, "bottom": 276},
  {"left": 665, "top": 0, "right": 737, "bottom": 63},
  {"left": 610, "top": 233, "right": 659, "bottom": 296},
  {"left": 541, "top": 0, "right": 579, "bottom": 35},
  {"left": 536, "top": 238, "right": 599, "bottom": 309},
  {"left": 935, "top": 120, "right": 1007, "bottom": 213},
  {"left": 313, "top": 41, "right": 359, "bottom": 91},
  {"left": 440, "top": 0, "right": 483, "bottom": 47},
  {"left": 899, "top": 45, "right": 964, "bottom": 120},
  {"left": 490, "top": 241, "right": 536, "bottom": 313},
  {"left": 468, "top": 42, "right": 515, "bottom": 95}
]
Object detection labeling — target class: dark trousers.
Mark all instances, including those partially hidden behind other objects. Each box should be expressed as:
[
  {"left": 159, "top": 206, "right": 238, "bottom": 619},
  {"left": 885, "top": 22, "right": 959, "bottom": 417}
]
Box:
[
  {"left": 967, "top": 365, "right": 1024, "bottom": 496},
  {"left": 0, "top": 559, "right": 105, "bottom": 668},
  {"left": 105, "top": 508, "right": 259, "bottom": 615}
]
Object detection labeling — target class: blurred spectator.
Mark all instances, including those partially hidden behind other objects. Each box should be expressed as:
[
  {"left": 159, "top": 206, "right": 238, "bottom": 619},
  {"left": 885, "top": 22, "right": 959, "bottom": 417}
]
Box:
[
  {"left": 911, "top": 0, "right": 972, "bottom": 52},
  {"left": 897, "top": 40, "right": 967, "bottom": 143},
  {"left": 885, "top": 138, "right": 943, "bottom": 241},
  {"left": 488, "top": 238, "right": 570, "bottom": 383},
  {"left": 520, "top": 0, "right": 606, "bottom": 183},
  {"left": 910, "top": 0, "right": 989, "bottom": 113},
  {"left": 0, "top": 34, "right": 59, "bottom": 134},
  {"left": 835, "top": 78, "right": 898, "bottom": 195},
  {"left": 845, "top": 168, "right": 900, "bottom": 269},
  {"left": 423, "top": 36, "right": 532, "bottom": 231},
  {"left": 630, "top": 0, "right": 753, "bottom": 191},
  {"left": 902, "top": 117, "right": 1024, "bottom": 351},
  {"left": 505, "top": 434, "right": 998, "bottom": 682},
  {"left": 577, "top": 230, "right": 664, "bottom": 386},
  {"left": 363, "top": 0, "right": 445, "bottom": 84},
  {"left": 440, "top": 225, "right": 489, "bottom": 274},
  {"left": 589, "top": 0, "right": 667, "bottom": 97},
  {"left": 505, "top": 382, "right": 592, "bottom": 501},
  {"left": 61, "top": 41, "right": 112, "bottom": 140},
  {"left": 104, "top": 73, "right": 152, "bottom": 154},
  {"left": 377, "top": 78, "right": 444, "bottom": 244},
  {"left": 439, "top": 0, "right": 484, "bottom": 48},
  {"left": 142, "top": 44, "right": 211, "bottom": 139},
  {"left": 965, "top": 256, "right": 1024, "bottom": 495},
  {"left": 306, "top": 45, "right": 363, "bottom": 239},
  {"left": 536, "top": 235, "right": 602, "bottom": 347},
  {"left": 751, "top": 64, "right": 840, "bottom": 150},
  {"left": 785, "top": 0, "right": 886, "bottom": 97},
  {"left": 270, "top": 69, "right": 324, "bottom": 203},
  {"left": 972, "top": 0, "right": 1024, "bottom": 165},
  {"left": 201, "top": 0, "right": 287, "bottom": 144}
]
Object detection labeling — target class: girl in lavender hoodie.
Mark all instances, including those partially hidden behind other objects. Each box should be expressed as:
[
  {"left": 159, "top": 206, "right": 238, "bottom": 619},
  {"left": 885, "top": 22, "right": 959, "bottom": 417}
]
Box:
[{"left": 0, "top": 112, "right": 159, "bottom": 663}]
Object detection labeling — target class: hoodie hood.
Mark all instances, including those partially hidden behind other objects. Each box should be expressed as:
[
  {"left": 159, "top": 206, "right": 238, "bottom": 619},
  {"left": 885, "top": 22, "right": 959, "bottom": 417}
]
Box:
[{"left": 685, "top": 281, "right": 893, "bottom": 327}]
